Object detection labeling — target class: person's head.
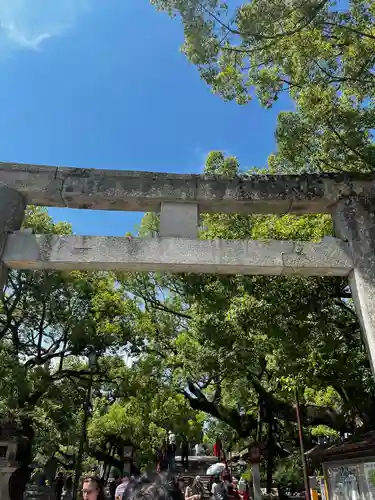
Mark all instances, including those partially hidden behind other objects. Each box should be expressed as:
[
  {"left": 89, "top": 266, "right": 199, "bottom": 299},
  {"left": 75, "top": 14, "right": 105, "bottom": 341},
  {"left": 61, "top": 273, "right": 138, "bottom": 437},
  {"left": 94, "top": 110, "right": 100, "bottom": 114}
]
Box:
[
  {"left": 169, "top": 476, "right": 180, "bottom": 491},
  {"left": 123, "top": 475, "right": 173, "bottom": 500},
  {"left": 214, "top": 476, "right": 221, "bottom": 483},
  {"left": 187, "top": 477, "right": 193, "bottom": 486},
  {"left": 82, "top": 475, "right": 105, "bottom": 500}
]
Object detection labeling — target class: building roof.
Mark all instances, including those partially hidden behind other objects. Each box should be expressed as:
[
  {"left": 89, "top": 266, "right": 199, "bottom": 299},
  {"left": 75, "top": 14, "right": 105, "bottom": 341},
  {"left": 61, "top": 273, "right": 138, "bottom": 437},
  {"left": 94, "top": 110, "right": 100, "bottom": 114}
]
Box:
[{"left": 320, "top": 431, "right": 375, "bottom": 461}]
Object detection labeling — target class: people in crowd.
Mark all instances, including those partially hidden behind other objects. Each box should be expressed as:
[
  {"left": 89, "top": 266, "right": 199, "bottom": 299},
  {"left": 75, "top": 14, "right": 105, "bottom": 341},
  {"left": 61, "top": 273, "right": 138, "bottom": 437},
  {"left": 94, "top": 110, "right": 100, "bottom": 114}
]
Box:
[
  {"left": 169, "top": 431, "right": 176, "bottom": 445},
  {"left": 192, "top": 476, "right": 204, "bottom": 499},
  {"left": 238, "top": 479, "right": 249, "bottom": 500},
  {"left": 222, "top": 472, "right": 231, "bottom": 489},
  {"left": 211, "top": 475, "right": 227, "bottom": 500},
  {"left": 162, "top": 442, "right": 169, "bottom": 471},
  {"left": 207, "top": 477, "right": 214, "bottom": 498},
  {"left": 81, "top": 476, "right": 106, "bottom": 500},
  {"left": 115, "top": 473, "right": 131, "bottom": 500},
  {"left": 130, "top": 462, "right": 141, "bottom": 477},
  {"left": 168, "top": 475, "right": 185, "bottom": 500},
  {"left": 55, "top": 472, "right": 65, "bottom": 500},
  {"left": 194, "top": 444, "right": 200, "bottom": 457},
  {"left": 109, "top": 470, "right": 121, "bottom": 500},
  {"left": 237, "top": 478, "right": 246, "bottom": 495},
  {"left": 158, "top": 441, "right": 168, "bottom": 472},
  {"left": 213, "top": 437, "right": 222, "bottom": 461},
  {"left": 156, "top": 447, "right": 164, "bottom": 473},
  {"left": 227, "top": 481, "right": 241, "bottom": 500},
  {"left": 180, "top": 435, "right": 189, "bottom": 472},
  {"left": 122, "top": 474, "right": 173, "bottom": 500},
  {"left": 176, "top": 473, "right": 185, "bottom": 494},
  {"left": 184, "top": 477, "right": 200, "bottom": 500},
  {"left": 167, "top": 433, "right": 177, "bottom": 473},
  {"left": 61, "top": 476, "right": 73, "bottom": 500}
]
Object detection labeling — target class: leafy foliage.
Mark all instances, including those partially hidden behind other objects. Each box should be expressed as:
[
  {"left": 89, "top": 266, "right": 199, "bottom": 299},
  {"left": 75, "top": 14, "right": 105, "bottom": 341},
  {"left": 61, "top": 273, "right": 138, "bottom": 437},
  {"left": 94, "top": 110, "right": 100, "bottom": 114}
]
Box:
[
  {"left": 0, "top": 207, "right": 207, "bottom": 499},
  {"left": 128, "top": 152, "right": 375, "bottom": 475},
  {"left": 273, "top": 453, "right": 303, "bottom": 489},
  {"left": 150, "top": 0, "right": 375, "bottom": 172}
]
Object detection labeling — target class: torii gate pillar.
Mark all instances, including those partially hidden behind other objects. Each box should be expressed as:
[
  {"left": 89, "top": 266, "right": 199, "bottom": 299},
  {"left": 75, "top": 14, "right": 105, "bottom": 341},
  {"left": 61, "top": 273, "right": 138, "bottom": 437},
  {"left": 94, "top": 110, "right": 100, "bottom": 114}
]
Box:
[
  {"left": 0, "top": 186, "right": 26, "bottom": 294},
  {"left": 334, "top": 197, "right": 375, "bottom": 376}
]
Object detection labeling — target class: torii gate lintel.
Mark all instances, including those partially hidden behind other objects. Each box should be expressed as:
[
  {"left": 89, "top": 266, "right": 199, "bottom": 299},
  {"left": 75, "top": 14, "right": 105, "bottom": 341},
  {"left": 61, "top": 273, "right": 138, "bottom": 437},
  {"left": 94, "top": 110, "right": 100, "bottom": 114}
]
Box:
[{"left": 0, "top": 162, "right": 375, "bottom": 375}]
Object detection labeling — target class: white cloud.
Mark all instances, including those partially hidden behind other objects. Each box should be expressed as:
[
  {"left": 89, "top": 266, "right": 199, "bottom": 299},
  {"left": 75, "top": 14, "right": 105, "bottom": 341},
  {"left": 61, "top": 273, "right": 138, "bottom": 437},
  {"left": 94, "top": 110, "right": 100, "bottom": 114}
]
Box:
[{"left": 0, "top": 0, "right": 90, "bottom": 51}]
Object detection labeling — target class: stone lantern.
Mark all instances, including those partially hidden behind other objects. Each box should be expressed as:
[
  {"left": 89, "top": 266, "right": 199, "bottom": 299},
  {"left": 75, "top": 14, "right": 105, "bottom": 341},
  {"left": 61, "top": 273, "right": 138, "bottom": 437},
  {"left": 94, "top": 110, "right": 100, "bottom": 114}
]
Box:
[{"left": 0, "top": 421, "right": 19, "bottom": 500}]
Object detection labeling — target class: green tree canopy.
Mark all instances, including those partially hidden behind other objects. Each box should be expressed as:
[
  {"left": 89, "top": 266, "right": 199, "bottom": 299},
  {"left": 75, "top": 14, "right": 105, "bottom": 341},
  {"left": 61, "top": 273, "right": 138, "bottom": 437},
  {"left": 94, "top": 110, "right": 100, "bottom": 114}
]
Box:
[
  {"left": 0, "top": 207, "right": 139, "bottom": 499},
  {"left": 150, "top": 0, "right": 375, "bottom": 172},
  {"left": 127, "top": 152, "right": 374, "bottom": 453},
  {"left": 1, "top": 207, "right": 207, "bottom": 499}
]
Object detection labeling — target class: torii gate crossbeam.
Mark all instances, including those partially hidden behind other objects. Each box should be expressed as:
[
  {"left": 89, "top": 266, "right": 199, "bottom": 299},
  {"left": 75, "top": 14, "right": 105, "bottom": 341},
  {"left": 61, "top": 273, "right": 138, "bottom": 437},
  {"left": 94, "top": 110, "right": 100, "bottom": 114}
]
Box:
[
  {"left": 3, "top": 232, "right": 353, "bottom": 277},
  {"left": 0, "top": 162, "right": 374, "bottom": 214},
  {"left": 0, "top": 162, "right": 375, "bottom": 376}
]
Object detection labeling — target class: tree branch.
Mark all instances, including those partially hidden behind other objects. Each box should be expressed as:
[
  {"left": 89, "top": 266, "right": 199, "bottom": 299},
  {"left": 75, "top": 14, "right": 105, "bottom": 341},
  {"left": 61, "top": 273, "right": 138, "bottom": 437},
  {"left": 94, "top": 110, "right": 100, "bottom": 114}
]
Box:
[
  {"left": 180, "top": 380, "right": 257, "bottom": 437},
  {"left": 323, "top": 21, "right": 375, "bottom": 41},
  {"left": 203, "top": 0, "right": 328, "bottom": 40},
  {"left": 252, "top": 379, "right": 350, "bottom": 432},
  {"left": 37, "top": 300, "right": 48, "bottom": 358}
]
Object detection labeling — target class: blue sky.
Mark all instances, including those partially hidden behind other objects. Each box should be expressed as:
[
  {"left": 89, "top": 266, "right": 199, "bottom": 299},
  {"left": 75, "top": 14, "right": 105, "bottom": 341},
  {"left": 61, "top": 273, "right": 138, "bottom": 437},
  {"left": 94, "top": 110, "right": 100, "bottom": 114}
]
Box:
[{"left": 0, "top": 0, "right": 292, "bottom": 236}]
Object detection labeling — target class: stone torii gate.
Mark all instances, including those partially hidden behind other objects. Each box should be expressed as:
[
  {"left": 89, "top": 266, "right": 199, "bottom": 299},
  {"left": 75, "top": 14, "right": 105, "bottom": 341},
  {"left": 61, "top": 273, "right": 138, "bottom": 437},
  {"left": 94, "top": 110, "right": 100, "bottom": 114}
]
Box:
[{"left": 0, "top": 162, "right": 374, "bottom": 375}]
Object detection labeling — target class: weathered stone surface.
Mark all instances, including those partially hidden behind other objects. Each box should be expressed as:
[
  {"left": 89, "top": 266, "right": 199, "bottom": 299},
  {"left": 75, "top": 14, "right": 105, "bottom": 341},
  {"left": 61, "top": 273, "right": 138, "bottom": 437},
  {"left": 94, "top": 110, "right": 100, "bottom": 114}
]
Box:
[
  {"left": 333, "top": 197, "right": 375, "bottom": 375},
  {"left": 0, "top": 162, "right": 374, "bottom": 214},
  {"left": 0, "top": 187, "right": 26, "bottom": 293},
  {"left": 281, "top": 236, "right": 354, "bottom": 276},
  {"left": 160, "top": 202, "right": 199, "bottom": 238},
  {"left": 3, "top": 233, "right": 353, "bottom": 276},
  {"left": 0, "top": 163, "right": 63, "bottom": 207},
  {"left": 0, "top": 468, "right": 17, "bottom": 500}
]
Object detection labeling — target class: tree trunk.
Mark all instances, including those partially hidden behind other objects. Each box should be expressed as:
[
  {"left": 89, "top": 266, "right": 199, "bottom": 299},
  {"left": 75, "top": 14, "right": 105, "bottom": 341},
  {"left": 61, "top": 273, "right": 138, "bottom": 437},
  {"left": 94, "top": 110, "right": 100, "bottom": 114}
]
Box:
[
  {"left": 266, "top": 422, "right": 274, "bottom": 494},
  {"left": 256, "top": 400, "right": 263, "bottom": 442},
  {"left": 9, "top": 418, "right": 34, "bottom": 500}
]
